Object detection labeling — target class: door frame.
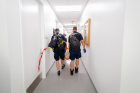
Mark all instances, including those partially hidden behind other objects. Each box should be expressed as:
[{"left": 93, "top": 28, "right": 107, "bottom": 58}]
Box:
[{"left": 36, "top": 0, "right": 46, "bottom": 78}]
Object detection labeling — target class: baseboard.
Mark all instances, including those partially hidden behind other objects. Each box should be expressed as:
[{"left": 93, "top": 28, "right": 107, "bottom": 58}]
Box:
[
  {"left": 80, "top": 59, "right": 98, "bottom": 93},
  {"left": 26, "top": 72, "right": 42, "bottom": 93},
  {"left": 46, "top": 61, "right": 55, "bottom": 77}
]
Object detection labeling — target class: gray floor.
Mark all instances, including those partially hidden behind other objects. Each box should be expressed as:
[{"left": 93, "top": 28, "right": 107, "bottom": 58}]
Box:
[{"left": 33, "top": 59, "right": 97, "bottom": 93}]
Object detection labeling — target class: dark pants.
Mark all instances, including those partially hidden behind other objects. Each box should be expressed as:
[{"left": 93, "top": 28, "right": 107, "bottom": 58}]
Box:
[
  {"left": 54, "top": 49, "right": 64, "bottom": 61},
  {"left": 70, "top": 49, "right": 81, "bottom": 60}
]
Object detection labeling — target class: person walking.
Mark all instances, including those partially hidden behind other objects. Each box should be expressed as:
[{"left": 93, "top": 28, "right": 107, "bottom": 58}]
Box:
[
  {"left": 63, "top": 33, "right": 67, "bottom": 42},
  {"left": 68, "top": 26, "right": 86, "bottom": 76},
  {"left": 63, "top": 33, "right": 67, "bottom": 49},
  {"left": 51, "top": 28, "right": 67, "bottom": 76}
]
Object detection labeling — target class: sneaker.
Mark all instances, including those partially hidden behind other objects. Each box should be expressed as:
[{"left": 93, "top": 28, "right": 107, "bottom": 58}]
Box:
[
  {"left": 70, "top": 69, "right": 74, "bottom": 76},
  {"left": 61, "top": 64, "right": 65, "bottom": 69},
  {"left": 75, "top": 67, "right": 78, "bottom": 73},
  {"left": 57, "top": 71, "right": 60, "bottom": 76}
]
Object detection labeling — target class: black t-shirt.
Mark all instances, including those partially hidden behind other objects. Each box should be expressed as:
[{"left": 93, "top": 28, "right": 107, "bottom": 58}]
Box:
[
  {"left": 65, "top": 37, "right": 67, "bottom": 42},
  {"left": 68, "top": 31, "right": 83, "bottom": 50},
  {"left": 51, "top": 33, "right": 66, "bottom": 51}
]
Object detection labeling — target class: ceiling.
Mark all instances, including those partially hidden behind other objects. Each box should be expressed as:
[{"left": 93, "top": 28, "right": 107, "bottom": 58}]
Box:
[{"left": 47, "top": 0, "right": 89, "bottom": 33}]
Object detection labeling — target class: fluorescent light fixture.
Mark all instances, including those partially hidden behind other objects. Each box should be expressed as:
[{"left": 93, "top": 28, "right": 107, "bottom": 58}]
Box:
[{"left": 55, "top": 5, "right": 82, "bottom": 12}]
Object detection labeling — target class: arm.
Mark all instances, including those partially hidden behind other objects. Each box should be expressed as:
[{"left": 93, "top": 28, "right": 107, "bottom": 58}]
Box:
[
  {"left": 69, "top": 43, "right": 70, "bottom": 49},
  {"left": 65, "top": 41, "right": 67, "bottom": 48},
  {"left": 68, "top": 36, "right": 70, "bottom": 49},
  {"left": 65, "top": 38, "right": 67, "bottom": 48},
  {"left": 81, "top": 40, "right": 85, "bottom": 49}
]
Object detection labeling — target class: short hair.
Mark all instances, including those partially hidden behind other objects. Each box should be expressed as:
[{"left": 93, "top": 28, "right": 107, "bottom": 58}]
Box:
[
  {"left": 73, "top": 26, "right": 77, "bottom": 30},
  {"left": 63, "top": 33, "right": 66, "bottom": 36}
]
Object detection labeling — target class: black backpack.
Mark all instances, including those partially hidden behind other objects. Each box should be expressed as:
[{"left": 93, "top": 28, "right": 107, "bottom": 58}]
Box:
[
  {"left": 57, "top": 34, "right": 66, "bottom": 50},
  {"left": 48, "top": 34, "right": 66, "bottom": 50},
  {"left": 70, "top": 33, "right": 80, "bottom": 50},
  {"left": 48, "top": 34, "right": 57, "bottom": 48}
]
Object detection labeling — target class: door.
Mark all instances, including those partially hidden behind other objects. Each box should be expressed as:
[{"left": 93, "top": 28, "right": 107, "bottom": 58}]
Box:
[{"left": 22, "top": 0, "right": 42, "bottom": 89}]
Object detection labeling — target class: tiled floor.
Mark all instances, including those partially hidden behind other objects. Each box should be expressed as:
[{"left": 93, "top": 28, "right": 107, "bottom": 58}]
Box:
[{"left": 33, "top": 59, "right": 97, "bottom": 93}]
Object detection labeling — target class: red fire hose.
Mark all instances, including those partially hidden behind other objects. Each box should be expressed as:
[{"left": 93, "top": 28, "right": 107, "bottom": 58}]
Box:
[{"left": 38, "top": 48, "right": 47, "bottom": 71}]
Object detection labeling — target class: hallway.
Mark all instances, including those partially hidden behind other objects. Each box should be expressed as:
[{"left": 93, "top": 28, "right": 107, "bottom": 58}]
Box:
[
  {"left": 1, "top": 0, "right": 140, "bottom": 93},
  {"left": 33, "top": 59, "right": 97, "bottom": 93}
]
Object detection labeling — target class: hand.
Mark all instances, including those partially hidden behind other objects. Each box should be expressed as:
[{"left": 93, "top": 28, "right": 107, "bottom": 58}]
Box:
[
  {"left": 64, "top": 49, "right": 66, "bottom": 53},
  {"left": 83, "top": 49, "right": 86, "bottom": 53}
]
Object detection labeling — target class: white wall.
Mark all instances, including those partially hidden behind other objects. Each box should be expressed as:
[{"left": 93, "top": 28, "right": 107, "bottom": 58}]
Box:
[
  {"left": 120, "top": 0, "right": 140, "bottom": 93},
  {"left": 22, "top": 0, "right": 42, "bottom": 89},
  {"left": 5, "top": 0, "right": 25, "bottom": 93},
  {"left": 22, "top": 0, "right": 63, "bottom": 89},
  {"left": 0, "top": 0, "right": 64, "bottom": 92},
  {"left": 0, "top": 0, "right": 11, "bottom": 93},
  {"left": 78, "top": 0, "right": 125, "bottom": 93}
]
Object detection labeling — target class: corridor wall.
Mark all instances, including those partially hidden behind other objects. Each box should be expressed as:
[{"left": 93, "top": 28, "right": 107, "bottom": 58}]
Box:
[
  {"left": 0, "top": 0, "right": 11, "bottom": 93},
  {"left": 78, "top": 0, "right": 125, "bottom": 93},
  {"left": 22, "top": 0, "right": 43, "bottom": 89},
  {"left": 22, "top": 0, "right": 64, "bottom": 89},
  {"left": 0, "top": 0, "right": 26, "bottom": 93},
  {"left": 0, "top": 0, "right": 63, "bottom": 92},
  {"left": 120, "top": 0, "right": 140, "bottom": 93}
]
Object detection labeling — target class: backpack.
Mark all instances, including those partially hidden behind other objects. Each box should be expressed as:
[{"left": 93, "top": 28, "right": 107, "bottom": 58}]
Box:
[
  {"left": 57, "top": 34, "right": 66, "bottom": 50},
  {"left": 48, "top": 34, "right": 66, "bottom": 50},
  {"left": 70, "top": 33, "right": 80, "bottom": 50},
  {"left": 48, "top": 34, "right": 57, "bottom": 48}
]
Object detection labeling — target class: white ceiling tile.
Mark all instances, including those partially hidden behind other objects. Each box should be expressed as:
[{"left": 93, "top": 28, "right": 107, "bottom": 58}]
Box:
[
  {"left": 68, "top": 0, "right": 88, "bottom": 5},
  {"left": 47, "top": 0, "right": 89, "bottom": 33},
  {"left": 48, "top": 0, "right": 67, "bottom": 6}
]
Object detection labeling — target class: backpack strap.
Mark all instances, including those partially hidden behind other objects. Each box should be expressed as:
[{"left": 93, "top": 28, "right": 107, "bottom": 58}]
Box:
[{"left": 70, "top": 33, "right": 78, "bottom": 39}]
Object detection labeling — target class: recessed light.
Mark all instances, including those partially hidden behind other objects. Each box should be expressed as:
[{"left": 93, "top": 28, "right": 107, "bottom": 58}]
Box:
[
  {"left": 64, "top": 24, "right": 76, "bottom": 25},
  {"left": 55, "top": 5, "right": 82, "bottom": 12}
]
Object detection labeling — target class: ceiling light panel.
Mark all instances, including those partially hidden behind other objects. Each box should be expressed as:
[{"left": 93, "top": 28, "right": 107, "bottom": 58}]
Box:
[{"left": 55, "top": 5, "right": 82, "bottom": 12}]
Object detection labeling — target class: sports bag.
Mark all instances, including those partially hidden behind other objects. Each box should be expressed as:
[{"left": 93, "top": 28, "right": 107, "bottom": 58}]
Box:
[
  {"left": 70, "top": 33, "right": 80, "bottom": 50},
  {"left": 64, "top": 48, "right": 70, "bottom": 60}
]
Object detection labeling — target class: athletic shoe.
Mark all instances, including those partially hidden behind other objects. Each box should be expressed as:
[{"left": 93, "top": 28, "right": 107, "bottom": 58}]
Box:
[
  {"left": 57, "top": 71, "right": 60, "bottom": 76},
  {"left": 61, "top": 64, "right": 65, "bottom": 69},
  {"left": 70, "top": 69, "right": 74, "bottom": 76},
  {"left": 75, "top": 67, "right": 78, "bottom": 73}
]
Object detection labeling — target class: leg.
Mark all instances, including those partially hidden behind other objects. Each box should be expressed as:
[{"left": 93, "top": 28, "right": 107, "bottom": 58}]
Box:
[
  {"left": 59, "top": 50, "right": 65, "bottom": 69},
  {"left": 61, "top": 59, "right": 64, "bottom": 66},
  {"left": 76, "top": 59, "right": 79, "bottom": 69},
  {"left": 70, "top": 60, "right": 74, "bottom": 71},
  {"left": 61, "top": 59, "right": 65, "bottom": 69},
  {"left": 54, "top": 51, "right": 60, "bottom": 76},
  {"left": 75, "top": 50, "right": 81, "bottom": 73},
  {"left": 56, "top": 60, "right": 60, "bottom": 71},
  {"left": 70, "top": 50, "right": 75, "bottom": 75}
]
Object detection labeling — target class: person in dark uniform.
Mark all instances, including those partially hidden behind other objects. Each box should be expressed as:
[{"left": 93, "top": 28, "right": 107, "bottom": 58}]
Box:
[
  {"left": 51, "top": 28, "right": 67, "bottom": 76},
  {"left": 63, "top": 33, "right": 67, "bottom": 48},
  {"left": 68, "top": 26, "right": 86, "bottom": 75},
  {"left": 63, "top": 33, "right": 67, "bottom": 42}
]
